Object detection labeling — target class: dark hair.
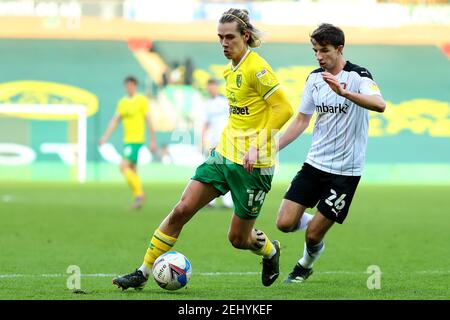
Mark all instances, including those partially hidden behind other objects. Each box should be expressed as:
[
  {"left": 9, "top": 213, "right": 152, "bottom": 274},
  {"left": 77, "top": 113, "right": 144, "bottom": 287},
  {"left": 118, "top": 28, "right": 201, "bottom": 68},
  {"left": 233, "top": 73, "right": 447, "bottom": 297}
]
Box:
[
  {"left": 219, "top": 8, "right": 262, "bottom": 48},
  {"left": 310, "top": 23, "right": 345, "bottom": 48},
  {"left": 207, "top": 78, "right": 219, "bottom": 85},
  {"left": 124, "top": 76, "right": 138, "bottom": 85}
]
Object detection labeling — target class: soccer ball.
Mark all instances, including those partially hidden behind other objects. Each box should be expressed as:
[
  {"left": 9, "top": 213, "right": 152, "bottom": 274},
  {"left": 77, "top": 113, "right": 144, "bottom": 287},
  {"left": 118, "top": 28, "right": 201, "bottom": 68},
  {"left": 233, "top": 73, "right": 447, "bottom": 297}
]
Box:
[{"left": 152, "top": 251, "right": 192, "bottom": 290}]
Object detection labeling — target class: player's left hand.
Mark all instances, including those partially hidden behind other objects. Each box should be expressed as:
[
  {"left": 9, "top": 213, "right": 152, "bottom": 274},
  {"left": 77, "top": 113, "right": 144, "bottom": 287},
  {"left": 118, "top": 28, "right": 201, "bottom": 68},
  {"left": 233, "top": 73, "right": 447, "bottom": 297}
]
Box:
[
  {"left": 243, "top": 145, "right": 258, "bottom": 174},
  {"left": 322, "top": 72, "right": 348, "bottom": 97}
]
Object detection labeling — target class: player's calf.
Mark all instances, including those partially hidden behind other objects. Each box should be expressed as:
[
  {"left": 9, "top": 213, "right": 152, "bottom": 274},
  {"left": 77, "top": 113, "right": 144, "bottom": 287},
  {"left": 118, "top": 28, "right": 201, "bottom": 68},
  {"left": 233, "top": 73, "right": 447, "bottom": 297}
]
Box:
[{"left": 228, "top": 232, "right": 252, "bottom": 249}]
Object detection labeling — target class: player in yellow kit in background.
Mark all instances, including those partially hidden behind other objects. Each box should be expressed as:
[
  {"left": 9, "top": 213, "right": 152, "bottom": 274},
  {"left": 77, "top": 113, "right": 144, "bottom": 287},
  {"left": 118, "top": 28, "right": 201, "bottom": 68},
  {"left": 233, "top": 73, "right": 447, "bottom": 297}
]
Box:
[
  {"left": 99, "top": 76, "right": 157, "bottom": 209},
  {"left": 112, "top": 8, "right": 293, "bottom": 290}
]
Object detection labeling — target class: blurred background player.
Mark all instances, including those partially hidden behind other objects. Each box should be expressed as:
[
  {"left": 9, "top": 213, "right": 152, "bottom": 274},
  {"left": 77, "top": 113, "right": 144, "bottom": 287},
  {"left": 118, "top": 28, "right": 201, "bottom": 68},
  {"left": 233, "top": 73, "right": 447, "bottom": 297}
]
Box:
[
  {"left": 112, "top": 8, "right": 293, "bottom": 290},
  {"left": 276, "top": 23, "right": 386, "bottom": 283},
  {"left": 201, "top": 78, "right": 233, "bottom": 209},
  {"left": 99, "top": 76, "right": 157, "bottom": 209}
]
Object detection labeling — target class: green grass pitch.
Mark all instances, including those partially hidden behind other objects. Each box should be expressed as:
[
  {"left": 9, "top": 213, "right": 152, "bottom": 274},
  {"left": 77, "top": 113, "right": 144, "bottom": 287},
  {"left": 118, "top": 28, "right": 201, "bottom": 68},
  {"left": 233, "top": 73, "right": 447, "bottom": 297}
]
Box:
[{"left": 0, "top": 182, "right": 448, "bottom": 300}]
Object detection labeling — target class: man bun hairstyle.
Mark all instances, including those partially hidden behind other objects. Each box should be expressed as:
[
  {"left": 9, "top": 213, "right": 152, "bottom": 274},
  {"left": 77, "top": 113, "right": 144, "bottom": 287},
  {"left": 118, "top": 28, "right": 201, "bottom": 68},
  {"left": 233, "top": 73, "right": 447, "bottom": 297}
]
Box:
[{"left": 219, "top": 8, "right": 262, "bottom": 48}]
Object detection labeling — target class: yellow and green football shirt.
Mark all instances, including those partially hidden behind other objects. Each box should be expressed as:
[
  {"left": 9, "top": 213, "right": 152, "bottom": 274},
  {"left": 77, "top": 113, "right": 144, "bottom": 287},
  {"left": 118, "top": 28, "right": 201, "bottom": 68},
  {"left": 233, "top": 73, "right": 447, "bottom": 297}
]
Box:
[
  {"left": 116, "top": 94, "right": 149, "bottom": 144},
  {"left": 215, "top": 50, "right": 281, "bottom": 168}
]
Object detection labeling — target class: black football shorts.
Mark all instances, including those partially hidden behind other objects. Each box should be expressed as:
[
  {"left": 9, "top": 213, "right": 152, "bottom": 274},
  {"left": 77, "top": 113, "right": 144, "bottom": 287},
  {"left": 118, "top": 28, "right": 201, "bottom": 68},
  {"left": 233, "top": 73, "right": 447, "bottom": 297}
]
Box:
[{"left": 284, "top": 162, "right": 361, "bottom": 224}]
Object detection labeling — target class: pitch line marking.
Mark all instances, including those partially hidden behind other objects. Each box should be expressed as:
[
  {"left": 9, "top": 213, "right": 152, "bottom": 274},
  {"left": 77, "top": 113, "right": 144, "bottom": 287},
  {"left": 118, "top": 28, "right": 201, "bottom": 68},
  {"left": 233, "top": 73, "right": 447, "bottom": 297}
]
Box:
[{"left": 0, "top": 270, "right": 449, "bottom": 279}]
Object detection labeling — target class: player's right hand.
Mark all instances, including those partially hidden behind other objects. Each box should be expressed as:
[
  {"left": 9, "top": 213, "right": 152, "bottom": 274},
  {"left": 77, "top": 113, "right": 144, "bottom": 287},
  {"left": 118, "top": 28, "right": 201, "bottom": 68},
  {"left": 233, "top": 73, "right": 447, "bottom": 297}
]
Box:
[{"left": 243, "top": 146, "right": 258, "bottom": 174}]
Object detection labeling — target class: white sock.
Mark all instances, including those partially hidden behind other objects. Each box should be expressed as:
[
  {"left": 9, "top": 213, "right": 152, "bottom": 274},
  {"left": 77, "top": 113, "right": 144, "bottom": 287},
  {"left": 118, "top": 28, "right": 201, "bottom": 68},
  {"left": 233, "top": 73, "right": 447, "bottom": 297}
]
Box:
[
  {"left": 209, "top": 198, "right": 216, "bottom": 206},
  {"left": 138, "top": 264, "right": 152, "bottom": 279},
  {"left": 295, "top": 212, "right": 314, "bottom": 231},
  {"left": 298, "top": 241, "right": 325, "bottom": 269},
  {"left": 222, "top": 192, "right": 233, "bottom": 208}
]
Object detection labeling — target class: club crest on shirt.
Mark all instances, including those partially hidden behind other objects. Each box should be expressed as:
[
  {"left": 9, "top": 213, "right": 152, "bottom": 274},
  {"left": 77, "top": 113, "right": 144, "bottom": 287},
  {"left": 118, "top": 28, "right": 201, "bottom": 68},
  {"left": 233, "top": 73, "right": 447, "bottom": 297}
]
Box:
[
  {"left": 370, "top": 83, "right": 380, "bottom": 92},
  {"left": 236, "top": 74, "right": 242, "bottom": 88},
  {"left": 256, "top": 68, "right": 274, "bottom": 86}
]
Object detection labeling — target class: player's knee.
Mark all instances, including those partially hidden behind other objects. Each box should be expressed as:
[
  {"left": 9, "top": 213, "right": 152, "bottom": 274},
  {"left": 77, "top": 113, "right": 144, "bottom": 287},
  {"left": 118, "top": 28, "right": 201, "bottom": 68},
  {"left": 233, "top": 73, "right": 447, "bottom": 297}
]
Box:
[
  {"left": 120, "top": 161, "right": 129, "bottom": 172},
  {"left": 276, "top": 215, "right": 295, "bottom": 233},
  {"left": 164, "top": 201, "right": 195, "bottom": 231},
  {"left": 169, "top": 202, "right": 191, "bottom": 223}
]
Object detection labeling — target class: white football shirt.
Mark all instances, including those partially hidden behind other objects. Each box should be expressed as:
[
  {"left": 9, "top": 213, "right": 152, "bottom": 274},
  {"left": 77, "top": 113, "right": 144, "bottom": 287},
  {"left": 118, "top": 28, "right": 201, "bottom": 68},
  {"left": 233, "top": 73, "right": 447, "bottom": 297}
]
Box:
[
  {"left": 204, "top": 95, "right": 230, "bottom": 146},
  {"left": 298, "top": 61, "right": 382, "bottom": 176}
]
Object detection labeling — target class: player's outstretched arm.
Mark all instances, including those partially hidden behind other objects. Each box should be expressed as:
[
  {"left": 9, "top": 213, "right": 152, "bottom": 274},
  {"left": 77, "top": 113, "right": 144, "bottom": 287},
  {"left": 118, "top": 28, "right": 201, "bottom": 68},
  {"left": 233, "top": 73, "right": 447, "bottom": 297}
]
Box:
[
  {"left": 99, "top": 113, "right": 121, "bottom": 145},
  {"left": 145, "top": 113, "right": 157, "bottom": 153},
  {"left": 278, "top": 112, "right": 312, "bottom": 151},
  {"left": 322, "top": 72, "right": 386, "bottom": 113}
]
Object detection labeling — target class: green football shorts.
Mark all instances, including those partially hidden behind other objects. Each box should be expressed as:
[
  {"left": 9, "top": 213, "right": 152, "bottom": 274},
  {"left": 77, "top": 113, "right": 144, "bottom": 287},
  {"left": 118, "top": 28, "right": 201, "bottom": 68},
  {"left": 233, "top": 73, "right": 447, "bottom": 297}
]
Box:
[
  {"left": 123, "top": 143, "right": 143, "bottom": 164},
  {"left": 192, "top": 150, "right": 274, "bottom": 220}
]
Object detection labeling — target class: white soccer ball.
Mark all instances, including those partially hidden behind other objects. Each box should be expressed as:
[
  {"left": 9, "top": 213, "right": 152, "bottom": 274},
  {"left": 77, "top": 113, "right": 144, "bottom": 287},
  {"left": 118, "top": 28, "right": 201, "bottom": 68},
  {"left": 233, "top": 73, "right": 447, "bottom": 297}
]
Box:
[{"left": 152, "top": 251, "right": 192, "bottom": 290}]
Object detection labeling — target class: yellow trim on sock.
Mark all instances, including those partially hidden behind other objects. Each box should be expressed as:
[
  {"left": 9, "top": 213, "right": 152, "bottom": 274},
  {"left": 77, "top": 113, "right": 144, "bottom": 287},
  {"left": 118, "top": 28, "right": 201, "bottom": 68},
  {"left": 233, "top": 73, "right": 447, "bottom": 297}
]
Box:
[
  {"left": 143, "top": 228, "right": 178, "bottom": 268},
  {"left": 123, "top": 168, "right": 144, "bottom": 197},
  {"left": 251, "top": 230, "right": 274, "bottom": 258},
  {"left": 155, "top": 228, "right": 178, "bottom": 245}
]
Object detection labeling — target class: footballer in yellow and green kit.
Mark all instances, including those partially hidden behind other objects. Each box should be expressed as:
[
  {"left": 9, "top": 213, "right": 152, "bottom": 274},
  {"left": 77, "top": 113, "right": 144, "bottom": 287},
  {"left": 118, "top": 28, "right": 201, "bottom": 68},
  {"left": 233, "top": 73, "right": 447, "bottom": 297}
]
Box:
[
  {"left": 193, "top": 49, "right": 291, "bottom": 220},
  {"left": 111, "top": 11, "right": 294, "bottom": 291},
  {"left": 116, "top": 93, "right": 149, "bottom": 164}
]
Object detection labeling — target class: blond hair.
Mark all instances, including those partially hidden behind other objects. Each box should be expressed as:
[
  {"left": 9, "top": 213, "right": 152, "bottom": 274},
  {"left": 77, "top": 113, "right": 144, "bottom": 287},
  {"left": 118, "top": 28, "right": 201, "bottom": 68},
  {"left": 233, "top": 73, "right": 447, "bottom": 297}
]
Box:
[{"left": 219, "top": 8, "right": 262, "bottom": 48}]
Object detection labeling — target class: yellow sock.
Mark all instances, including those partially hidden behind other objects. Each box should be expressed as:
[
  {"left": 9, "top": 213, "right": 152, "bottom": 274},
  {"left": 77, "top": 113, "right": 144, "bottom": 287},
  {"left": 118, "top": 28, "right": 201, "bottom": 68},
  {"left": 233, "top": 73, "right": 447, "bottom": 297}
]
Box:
[
  {"left": 123, "top": 168, "right": 144, "bottom": 197},
  {"left": 143, "top": 228, "right": 178, "bottom": 268},
  {"left": 251, "top": 229, "right": 276, "bottom": 259}
]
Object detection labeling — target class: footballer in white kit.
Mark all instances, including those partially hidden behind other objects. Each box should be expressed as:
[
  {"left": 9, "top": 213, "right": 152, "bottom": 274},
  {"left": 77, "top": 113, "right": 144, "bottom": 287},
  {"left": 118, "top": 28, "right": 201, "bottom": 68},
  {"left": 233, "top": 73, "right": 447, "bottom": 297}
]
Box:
[
  {"left": 276, "top": 23, "right": 386, "bottom": 283},
  {"left": 201, "top": 78, "right": 233, "bottom": 209},
  {"left": 202, "top": 80, "right": 230, "bottom": 151}
]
